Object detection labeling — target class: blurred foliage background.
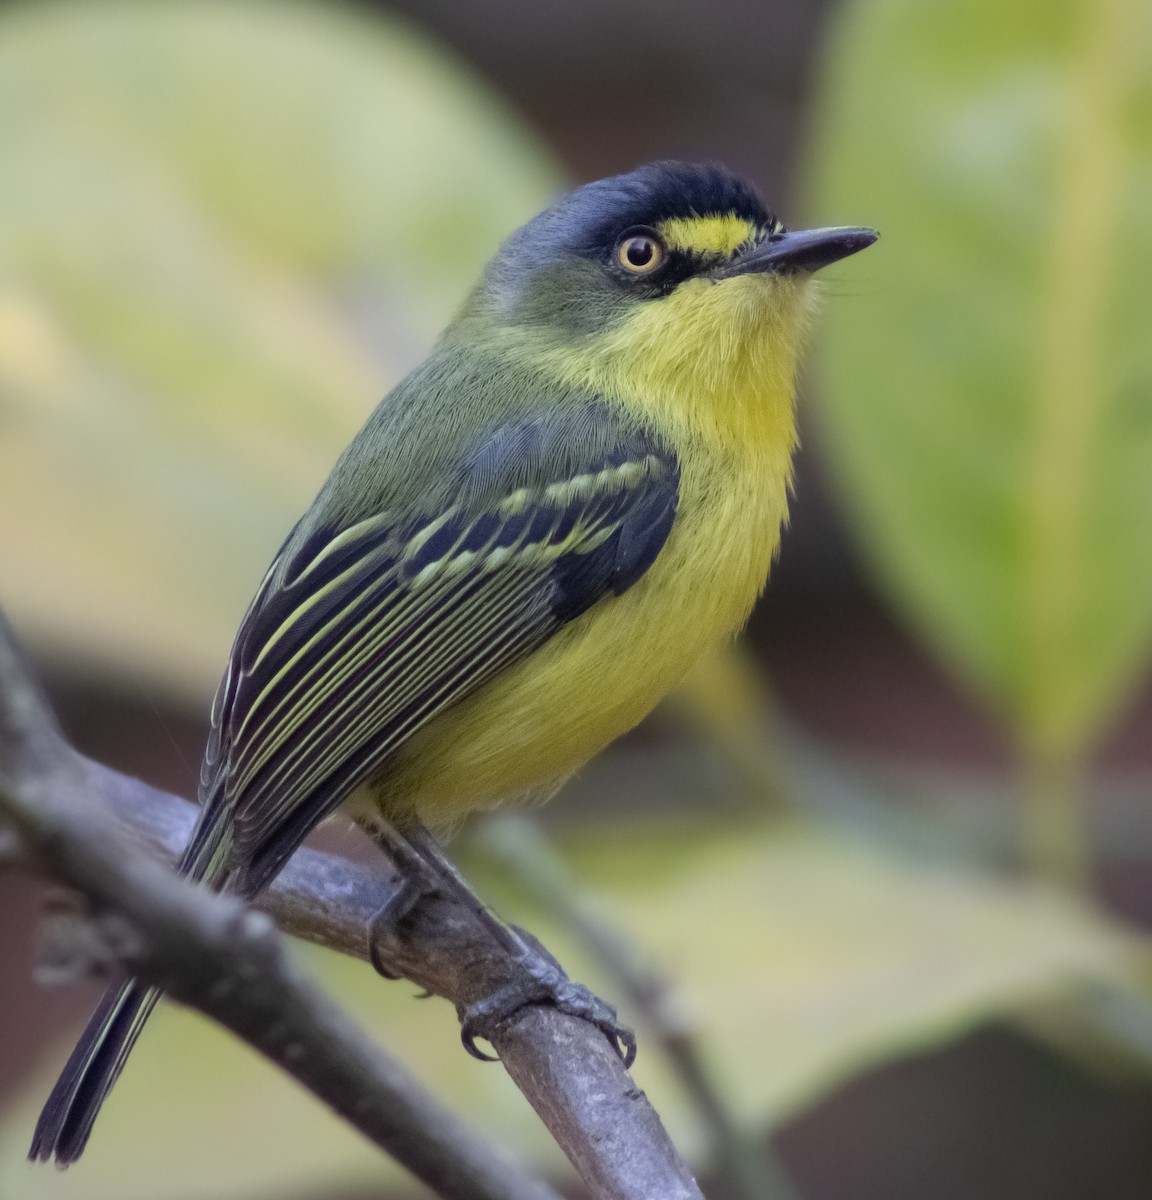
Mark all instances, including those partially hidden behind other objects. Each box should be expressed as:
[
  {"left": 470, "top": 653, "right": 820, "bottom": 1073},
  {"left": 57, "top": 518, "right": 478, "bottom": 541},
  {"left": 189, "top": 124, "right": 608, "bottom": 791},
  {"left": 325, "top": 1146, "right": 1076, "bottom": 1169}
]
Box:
[{"left": 1, "top": 1, "right": 1151, "bottom": 1198}]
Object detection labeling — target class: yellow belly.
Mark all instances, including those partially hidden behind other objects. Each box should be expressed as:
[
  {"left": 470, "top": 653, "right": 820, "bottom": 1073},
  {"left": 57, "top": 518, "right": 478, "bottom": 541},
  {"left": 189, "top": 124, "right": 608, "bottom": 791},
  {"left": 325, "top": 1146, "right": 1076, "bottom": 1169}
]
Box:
[{"left": 362, "top": 438, "right": 791, "bottom": 827}]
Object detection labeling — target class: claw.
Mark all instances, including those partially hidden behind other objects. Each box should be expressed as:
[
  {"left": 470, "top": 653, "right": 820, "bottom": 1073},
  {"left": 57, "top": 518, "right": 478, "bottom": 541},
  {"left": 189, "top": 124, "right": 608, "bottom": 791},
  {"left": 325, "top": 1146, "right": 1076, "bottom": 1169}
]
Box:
[
  {"left": 575, "top": 1003, "right": 636, "bottom": 1068},
  {"left": 614, "top": 1026, "right": 638, "bottom": 1069},
  {"left": 459, "top": 1022, "right": 500, "bottom": 1062}
]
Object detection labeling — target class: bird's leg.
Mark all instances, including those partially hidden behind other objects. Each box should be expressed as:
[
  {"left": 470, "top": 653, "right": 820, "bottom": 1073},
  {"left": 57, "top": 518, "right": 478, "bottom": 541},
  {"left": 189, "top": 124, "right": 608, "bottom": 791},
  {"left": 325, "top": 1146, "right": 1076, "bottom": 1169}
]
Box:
[
  {"left": 364, "top": 822, "right": 443, "bottom": 981},
  {"left": 368, "top": 819, "right": 636, "bottom": 1067}
]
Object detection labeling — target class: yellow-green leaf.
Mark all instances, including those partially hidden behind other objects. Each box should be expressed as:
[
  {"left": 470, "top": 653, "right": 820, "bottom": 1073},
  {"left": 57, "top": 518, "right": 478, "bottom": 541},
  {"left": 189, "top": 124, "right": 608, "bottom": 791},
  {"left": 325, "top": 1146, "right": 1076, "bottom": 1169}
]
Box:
[{"left": 807, "top": 0, "right": 1152, "bottom": 756}]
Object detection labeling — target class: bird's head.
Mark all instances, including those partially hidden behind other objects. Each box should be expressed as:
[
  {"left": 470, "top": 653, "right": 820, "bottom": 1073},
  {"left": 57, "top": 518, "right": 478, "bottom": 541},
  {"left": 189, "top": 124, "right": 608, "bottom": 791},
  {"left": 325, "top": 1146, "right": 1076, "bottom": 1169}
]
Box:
[{"left": 464, "top": 161, "right": 876, "bottom": 430}]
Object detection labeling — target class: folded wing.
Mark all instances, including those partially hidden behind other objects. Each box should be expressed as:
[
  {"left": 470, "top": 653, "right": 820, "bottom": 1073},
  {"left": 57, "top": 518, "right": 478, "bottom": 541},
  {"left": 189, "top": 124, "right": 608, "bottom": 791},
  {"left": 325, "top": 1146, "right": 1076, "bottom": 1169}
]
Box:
[{"left": 190, "top": 408, "right": 679, "bottom": 894}]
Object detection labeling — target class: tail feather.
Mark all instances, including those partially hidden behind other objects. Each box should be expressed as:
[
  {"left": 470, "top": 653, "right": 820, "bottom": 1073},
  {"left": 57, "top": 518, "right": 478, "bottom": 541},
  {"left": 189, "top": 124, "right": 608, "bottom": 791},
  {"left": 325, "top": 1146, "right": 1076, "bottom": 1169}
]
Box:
[
  {"left": 29, "top": 979, "right": 160, "bottom": 1166},
  {"left": 31, "top": 785, "right": 234, "bottom": 1167}
]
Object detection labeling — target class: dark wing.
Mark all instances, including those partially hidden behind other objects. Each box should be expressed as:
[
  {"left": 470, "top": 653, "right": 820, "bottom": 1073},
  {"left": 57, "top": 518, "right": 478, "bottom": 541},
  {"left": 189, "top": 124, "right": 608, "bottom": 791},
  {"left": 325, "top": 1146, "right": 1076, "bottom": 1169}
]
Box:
[{"left": 187, "top": 410, "right": 679, "bottom": 895}]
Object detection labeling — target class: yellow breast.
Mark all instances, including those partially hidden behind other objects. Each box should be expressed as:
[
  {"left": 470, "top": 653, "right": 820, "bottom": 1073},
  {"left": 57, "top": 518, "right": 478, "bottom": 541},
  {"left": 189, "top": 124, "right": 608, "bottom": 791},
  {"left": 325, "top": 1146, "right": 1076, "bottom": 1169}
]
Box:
[{"left": 359, "top": 271, "right": 812, "bottom": 827}]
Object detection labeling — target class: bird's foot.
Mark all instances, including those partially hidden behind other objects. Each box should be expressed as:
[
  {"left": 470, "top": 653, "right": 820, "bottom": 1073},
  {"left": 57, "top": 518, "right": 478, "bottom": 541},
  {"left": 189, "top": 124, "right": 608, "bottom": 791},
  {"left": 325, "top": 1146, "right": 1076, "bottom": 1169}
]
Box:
[
  {"left": 367, "top": 873, "right": 428, "bottom": 980},
  {"left": 365, "top": 820, "right": 636, "bottom": 1065},
  {"left": 458, "top": 925, "right": 636, "bottom": 1067}
]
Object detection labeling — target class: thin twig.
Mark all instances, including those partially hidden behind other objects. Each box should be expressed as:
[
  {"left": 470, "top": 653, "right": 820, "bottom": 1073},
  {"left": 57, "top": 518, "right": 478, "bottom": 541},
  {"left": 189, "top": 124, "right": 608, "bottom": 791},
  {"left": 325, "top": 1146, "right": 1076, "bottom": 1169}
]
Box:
[
  {"left": 473, "top": 815, "right": 800, "bottom": 1200},
  {"left": 0, "top": 611, "right": 704, "bottom": 1200}
]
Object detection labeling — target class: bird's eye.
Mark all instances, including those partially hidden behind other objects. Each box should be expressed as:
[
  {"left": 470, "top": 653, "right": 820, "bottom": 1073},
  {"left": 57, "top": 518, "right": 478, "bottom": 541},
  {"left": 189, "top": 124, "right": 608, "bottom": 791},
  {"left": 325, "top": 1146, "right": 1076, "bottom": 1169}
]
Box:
[{"left": 615, "top": 230, "right": 666, "bottom": 275}]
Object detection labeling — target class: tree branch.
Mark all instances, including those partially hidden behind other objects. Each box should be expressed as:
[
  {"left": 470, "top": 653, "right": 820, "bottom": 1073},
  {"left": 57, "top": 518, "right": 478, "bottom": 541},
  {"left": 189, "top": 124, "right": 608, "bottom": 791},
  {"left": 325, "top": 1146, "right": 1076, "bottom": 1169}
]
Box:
[{"left": 0, "top": 612, "right": 703, "bottom": 1200}]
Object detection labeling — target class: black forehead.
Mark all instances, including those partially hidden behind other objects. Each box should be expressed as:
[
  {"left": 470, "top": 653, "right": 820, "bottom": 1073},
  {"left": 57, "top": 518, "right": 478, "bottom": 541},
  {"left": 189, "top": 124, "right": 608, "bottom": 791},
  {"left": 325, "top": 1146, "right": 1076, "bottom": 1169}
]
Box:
[{"left": 543, "top": 161, "right": 773, "bottom": 257}]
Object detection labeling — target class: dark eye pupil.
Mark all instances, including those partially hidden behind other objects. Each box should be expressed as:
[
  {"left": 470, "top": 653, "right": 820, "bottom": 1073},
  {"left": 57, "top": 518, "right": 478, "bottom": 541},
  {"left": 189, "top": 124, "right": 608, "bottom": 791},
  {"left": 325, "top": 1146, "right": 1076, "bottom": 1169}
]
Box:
[{"left": 626, "top": 239, "right": 654, "bottom": 267}]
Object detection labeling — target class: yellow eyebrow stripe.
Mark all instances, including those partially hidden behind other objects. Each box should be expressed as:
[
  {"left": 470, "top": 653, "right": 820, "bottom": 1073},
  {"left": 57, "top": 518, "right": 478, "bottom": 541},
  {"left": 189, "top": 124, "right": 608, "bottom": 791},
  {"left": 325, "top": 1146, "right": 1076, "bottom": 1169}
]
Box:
[{"left": 657, "top": 214, "right": 757, "bottom": 256}]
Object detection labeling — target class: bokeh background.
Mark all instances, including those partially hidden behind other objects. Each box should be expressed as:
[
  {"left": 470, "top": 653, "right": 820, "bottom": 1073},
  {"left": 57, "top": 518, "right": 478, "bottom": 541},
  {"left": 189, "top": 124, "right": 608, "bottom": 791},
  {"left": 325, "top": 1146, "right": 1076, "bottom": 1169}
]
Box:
[{"left": 2, "top": 0, "right": 1151, "bottom": 1197}]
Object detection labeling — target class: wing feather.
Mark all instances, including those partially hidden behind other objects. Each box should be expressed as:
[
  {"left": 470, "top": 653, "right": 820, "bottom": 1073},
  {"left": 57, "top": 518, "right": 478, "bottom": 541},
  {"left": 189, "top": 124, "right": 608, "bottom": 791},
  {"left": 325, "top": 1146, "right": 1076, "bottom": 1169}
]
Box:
[
  {"left": 235, "top": 569, "right": 547, "bottom": 847},
  {"left": 191, "top": 409, "right": 680, "bottom": 895}
]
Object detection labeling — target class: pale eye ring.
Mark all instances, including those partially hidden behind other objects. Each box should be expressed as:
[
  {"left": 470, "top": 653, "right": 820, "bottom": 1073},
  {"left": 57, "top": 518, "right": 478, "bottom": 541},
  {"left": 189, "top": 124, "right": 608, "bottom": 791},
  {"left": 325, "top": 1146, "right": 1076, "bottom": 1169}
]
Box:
[{"left": 615, "top": 229, "right": 666, "bottom": 275}]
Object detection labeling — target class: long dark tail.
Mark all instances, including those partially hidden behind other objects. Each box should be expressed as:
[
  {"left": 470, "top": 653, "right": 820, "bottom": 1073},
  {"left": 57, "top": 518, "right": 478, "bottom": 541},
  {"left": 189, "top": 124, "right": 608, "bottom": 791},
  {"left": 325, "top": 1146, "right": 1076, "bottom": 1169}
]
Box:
[
  {"left": 30, "top": 790, "right": 234, "bottom": 1167},
  {"left": 29, "top": 979, "right": 161, "bottom": 1165}
]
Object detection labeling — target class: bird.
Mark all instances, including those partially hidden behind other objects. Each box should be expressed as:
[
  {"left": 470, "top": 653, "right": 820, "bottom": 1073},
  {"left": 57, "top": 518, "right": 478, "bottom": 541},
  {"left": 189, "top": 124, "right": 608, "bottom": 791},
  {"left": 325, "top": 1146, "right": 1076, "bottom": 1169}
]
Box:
[{"left": 31, "top": 160, "right": 875, "bottom": 1166}]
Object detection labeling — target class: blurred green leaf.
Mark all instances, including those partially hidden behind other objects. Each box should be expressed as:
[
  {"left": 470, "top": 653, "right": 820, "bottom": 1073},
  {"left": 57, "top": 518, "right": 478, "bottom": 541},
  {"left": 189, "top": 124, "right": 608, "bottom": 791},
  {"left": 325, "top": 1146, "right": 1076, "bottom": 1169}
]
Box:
[
  {"left": 0, "top": 0, "right": 561, "bottom": 700},
  {"left": 548, "top": 819, "right": 1143, "bottom": 1133},
  {"left": 4, "top": 817, "right": 1128, "bottom": 1199},
  {"left": 807, "top": 0, "right": 1152, "bottom": 759}
]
